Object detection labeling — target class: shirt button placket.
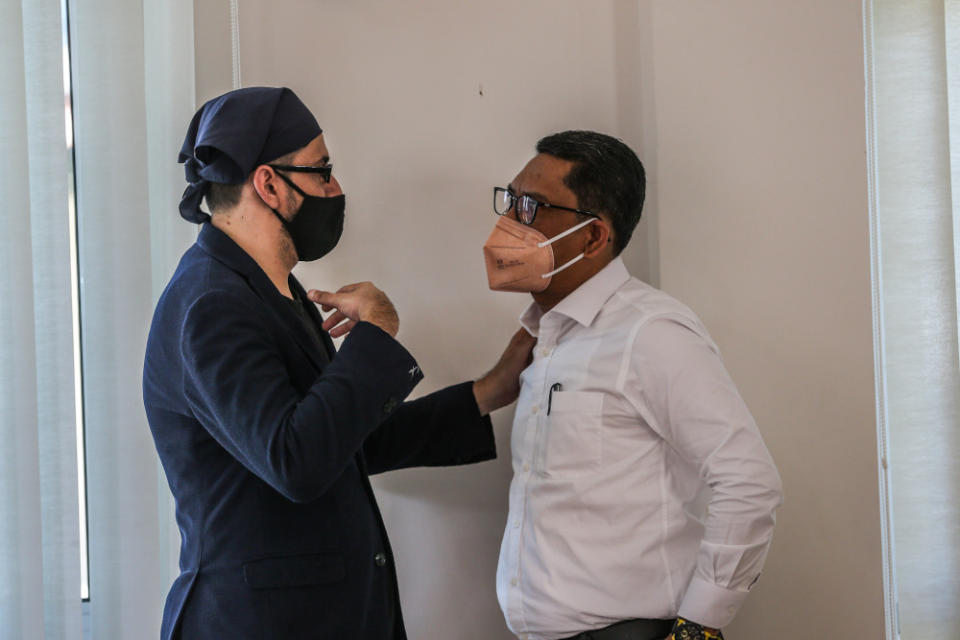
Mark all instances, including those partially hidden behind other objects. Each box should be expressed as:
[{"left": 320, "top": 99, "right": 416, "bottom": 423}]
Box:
[{"left": 533, "top": 332, "right": 553, "bottom": 476}]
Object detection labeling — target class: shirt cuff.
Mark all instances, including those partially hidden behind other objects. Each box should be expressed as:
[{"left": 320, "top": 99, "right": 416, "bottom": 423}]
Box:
[{"left": 677, "top": 576, "right": 749, "bottom": 629}]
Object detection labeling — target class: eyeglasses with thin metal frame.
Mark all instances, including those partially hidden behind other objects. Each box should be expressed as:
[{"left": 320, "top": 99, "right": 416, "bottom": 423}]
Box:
[
  {"left": 493, "top": 186, "right": 598, "bottom": 226},
  {"left": 269, "top": 164, "right": 333, "bottom": 184}
]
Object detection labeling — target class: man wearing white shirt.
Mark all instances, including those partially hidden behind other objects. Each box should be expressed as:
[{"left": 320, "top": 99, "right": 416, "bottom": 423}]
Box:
[{"left": 482, "top": 131, "right": 782, "bottom": 640}]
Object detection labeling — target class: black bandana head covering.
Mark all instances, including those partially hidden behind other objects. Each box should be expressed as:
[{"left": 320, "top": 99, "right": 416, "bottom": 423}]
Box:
[{"left": 178, "top": 86, "right": 322, "bottom": 223}]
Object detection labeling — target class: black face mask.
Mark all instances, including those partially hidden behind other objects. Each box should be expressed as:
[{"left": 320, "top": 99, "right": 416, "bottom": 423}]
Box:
[{"left": 271, "top": 171, "right": 345, "bottom": 262}]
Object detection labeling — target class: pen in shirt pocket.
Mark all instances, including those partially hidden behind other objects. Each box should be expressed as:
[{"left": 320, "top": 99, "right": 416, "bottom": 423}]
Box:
[{"left": 547, "top": 382, "right": 562, "bottom": 415}]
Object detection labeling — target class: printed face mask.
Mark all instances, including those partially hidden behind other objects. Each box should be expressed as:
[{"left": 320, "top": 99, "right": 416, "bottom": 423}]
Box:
[
  {"left": 483, "top": 215, "right": 595, "bottom": 292},
  {"left": 271, "top": 172, "right": 345, "bottom": 262}
]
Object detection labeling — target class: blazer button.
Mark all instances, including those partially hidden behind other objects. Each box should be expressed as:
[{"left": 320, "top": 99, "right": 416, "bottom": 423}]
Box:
[
  {"left": 382, "top": 398, "right": 398, "bottom": 414},
  {"left": 374, "top": 552, "right": 388, "bottom": 567}
]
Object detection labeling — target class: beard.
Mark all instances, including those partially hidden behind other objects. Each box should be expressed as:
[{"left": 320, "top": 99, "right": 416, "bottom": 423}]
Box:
[{"left": 278, "top": 191, "right": 300, "bottom": 266}]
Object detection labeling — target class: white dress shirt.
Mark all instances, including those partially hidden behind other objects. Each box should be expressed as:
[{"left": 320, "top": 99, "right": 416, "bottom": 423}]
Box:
[{"left": 496, "top": 257, "right": 782, "bottom": 639}]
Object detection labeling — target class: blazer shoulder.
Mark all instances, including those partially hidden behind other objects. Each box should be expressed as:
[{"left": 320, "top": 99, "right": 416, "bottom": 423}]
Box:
[{"left": 161, "top": 247, "right": 261, "bottom": 312}]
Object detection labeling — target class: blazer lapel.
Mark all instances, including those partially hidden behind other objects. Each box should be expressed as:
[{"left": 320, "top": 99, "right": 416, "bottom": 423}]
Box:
[
  {"left": 196, "top": 223, "right": 333, "bottom": 373},
  {"left": 289, "top": 276, "right": 336, "bottom": 361}
]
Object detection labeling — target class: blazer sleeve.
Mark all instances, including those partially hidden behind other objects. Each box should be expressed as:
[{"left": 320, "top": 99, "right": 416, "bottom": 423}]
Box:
[
  {"left": 362, "top": 381, "right": 496, "bottom": 475},
  {"left": 180, "top": 290, "right": 423, "bottom": 503}
]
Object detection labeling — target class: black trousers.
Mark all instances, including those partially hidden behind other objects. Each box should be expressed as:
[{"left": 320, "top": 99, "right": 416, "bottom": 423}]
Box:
[{"left": 559, "top": 618, "right": 675, "bottom": 640}]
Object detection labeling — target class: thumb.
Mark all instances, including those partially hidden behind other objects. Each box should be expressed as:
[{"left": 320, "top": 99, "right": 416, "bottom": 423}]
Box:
[
  {"left": 306, "top": 289, "right": 327, "bottom": 303},
  {"left": 307, "top": 290, "right": 339, "bottom": 312}
]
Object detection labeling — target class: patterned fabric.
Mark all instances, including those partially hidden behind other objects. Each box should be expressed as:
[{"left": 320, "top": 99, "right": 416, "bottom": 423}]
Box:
[{"left": 669, "top": 617, "right": 724, "bottom": 640}]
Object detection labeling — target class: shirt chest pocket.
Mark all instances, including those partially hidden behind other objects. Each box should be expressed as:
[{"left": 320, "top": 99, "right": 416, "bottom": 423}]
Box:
[{"left": 540, "top": 390, "right": 604, "bottom": 476}]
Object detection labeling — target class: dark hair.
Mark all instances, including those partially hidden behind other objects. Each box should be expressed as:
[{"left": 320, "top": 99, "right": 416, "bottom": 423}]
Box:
[
  {"left": 205, "top": 182, "right": 243, "bottom": 214},
  {"left": 535, "top": 130, "right": 645, "bottom": 256},
  {"left": 205, "top": 149, "right": 299, "bottom": 214}
]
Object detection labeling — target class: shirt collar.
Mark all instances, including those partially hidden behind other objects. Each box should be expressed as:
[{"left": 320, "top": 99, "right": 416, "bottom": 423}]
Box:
[{"left": 519, "top": 257, "right": 631, "bottom": 336}]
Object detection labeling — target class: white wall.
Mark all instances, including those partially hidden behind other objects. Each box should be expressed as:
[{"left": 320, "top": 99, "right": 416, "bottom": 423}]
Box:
[
  {"left": 192, "top": 1, "right": 885, "bottom": 638},
  {"left": 640, "top": 1, "right": 884, "bottom": 638}
]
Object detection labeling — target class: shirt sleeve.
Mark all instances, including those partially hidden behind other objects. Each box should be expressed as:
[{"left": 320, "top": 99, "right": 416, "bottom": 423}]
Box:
[{"left": 623, "top": 317, "right": 783, "bottom": 629}]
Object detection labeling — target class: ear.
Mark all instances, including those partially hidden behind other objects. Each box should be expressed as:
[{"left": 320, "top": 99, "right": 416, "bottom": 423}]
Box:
[
  {"left": 583, "top": 216, "right": 614, "bottom": 259},
  {"left": 251, "top": 165, "right": 282, "bottom": 210}
]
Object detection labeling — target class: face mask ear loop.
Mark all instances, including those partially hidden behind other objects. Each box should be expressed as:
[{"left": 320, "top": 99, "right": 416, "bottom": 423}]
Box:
[
  {"left": 273, "top": 170, "right": 309, "bottom": 198},
  {"left": 537, "top": 217, "right": 596, "bottom": 248},
  {"left": 257, "top": 169, "right": 302, "bottom": 229},
  {"left": 542, "top": 252, "right": 586, "bottom": 279}
]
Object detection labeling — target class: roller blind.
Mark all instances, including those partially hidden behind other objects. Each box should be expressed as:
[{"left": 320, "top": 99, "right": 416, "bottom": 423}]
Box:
[{"left": 868, "top": 1, "right": 960, "bottom": 638}]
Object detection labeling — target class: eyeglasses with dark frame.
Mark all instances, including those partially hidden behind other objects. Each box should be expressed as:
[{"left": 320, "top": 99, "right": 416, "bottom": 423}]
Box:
[
  {"left": 493, "top": 186, "right": 598, "bottom": 226},
  {"left": 269, "top": 164, "right": 333, "bottom": 184}
]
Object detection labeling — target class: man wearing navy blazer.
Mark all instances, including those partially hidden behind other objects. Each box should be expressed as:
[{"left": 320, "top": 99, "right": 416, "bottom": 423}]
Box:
[{"left": 143, "top": 87, "right": 534, "bottom": 639}]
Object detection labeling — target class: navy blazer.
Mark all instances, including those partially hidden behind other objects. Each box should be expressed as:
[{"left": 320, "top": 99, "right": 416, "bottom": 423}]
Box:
[{"left": 143, "top": 223, "right": 495, "bottom": 639}]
